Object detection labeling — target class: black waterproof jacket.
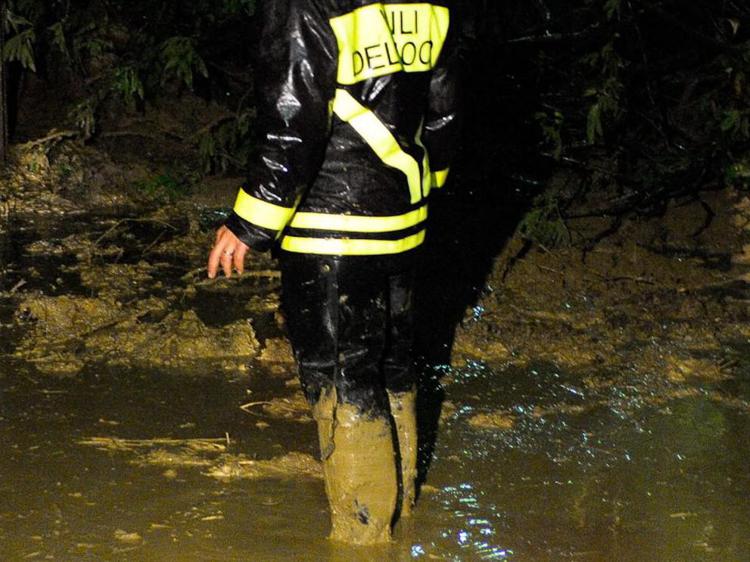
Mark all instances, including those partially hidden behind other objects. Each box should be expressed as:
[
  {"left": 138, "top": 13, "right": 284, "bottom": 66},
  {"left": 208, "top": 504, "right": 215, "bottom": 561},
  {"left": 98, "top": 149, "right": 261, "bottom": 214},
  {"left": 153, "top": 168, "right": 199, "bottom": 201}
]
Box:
[{"left": 225, "top": 0, "right": 459, "bottom": 256}]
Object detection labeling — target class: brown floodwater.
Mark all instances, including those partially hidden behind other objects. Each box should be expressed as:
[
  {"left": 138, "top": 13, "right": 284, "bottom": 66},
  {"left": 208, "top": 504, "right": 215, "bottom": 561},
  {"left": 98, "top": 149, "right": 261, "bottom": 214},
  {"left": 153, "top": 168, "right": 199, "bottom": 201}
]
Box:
[
  {"left": 1, "top": 354, "right": 749, "bottom": 561},
  {"left": 1, "top": 211, "right": 749, "bottom": 561}
]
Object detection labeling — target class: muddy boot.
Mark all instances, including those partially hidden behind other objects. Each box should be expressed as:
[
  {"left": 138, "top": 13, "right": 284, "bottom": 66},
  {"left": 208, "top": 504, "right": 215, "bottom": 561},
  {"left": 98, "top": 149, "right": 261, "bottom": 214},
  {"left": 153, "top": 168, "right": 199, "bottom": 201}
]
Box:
[
  {"left": 388, "top": 387, "right": 418, "bottom": 517},
  {"left": 312, "top": 387, "right": 337, "bottom": 472},
  {"left": 313, "top": 393, "right": 398, "bottom": 545}
]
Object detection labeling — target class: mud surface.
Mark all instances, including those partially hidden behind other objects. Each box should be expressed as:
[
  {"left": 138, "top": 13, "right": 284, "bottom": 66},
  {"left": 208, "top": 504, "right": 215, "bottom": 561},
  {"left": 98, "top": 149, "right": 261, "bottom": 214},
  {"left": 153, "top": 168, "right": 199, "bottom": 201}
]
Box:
[
  {"left": 2, "top": 358, "right": 749, "bottom": 560},
  {"left": 1, "top": 162, "right": 750, "bottom": 559}
]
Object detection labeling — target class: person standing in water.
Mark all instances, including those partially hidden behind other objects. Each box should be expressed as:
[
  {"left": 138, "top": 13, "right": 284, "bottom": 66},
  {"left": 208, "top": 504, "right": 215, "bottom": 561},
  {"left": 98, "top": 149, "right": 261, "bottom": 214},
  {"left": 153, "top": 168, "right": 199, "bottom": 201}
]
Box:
[{"left": 208, "top": 0, "right": 459, "bottom": 545}]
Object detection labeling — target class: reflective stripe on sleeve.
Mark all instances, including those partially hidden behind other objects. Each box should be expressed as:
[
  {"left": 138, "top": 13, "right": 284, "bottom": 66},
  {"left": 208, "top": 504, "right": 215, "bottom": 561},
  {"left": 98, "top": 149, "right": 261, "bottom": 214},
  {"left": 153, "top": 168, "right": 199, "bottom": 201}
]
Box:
[
  {"left": 233, "top": 189, "right": 296, "bottom": 232},
  {"left": 281, "top": 230, "right": 426, "bottom": 255},
  {"left": 431, "top": 168, "right": 450, "bottom": 189},
  {"left": 290, "top": 205, "right": 427, "bottom": 233},
  {"left": 333, "top": 89, "right": 422, "bottom": 204}
]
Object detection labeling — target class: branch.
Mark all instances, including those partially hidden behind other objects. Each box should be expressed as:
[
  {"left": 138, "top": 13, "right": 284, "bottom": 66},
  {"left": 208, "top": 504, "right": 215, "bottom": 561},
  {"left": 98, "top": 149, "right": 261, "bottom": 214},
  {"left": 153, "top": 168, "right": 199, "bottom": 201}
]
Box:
[
  {"left": 93, "top": 217, "right": 178, "bottom": 246},
  {"left": 186, "top": 115, "right": 235, "bottom": 142},
  {"left": 501, "top": 23, "right": 602, "bottom": 46},
  {"left": 99, "top": 130, "right": 161, "bottom": 140},
  {"left": 21, "top": 129, "right": 79, "bottom": 148},
  {"left": 207, "top": 61, "right": 252, "bottom": 85}
]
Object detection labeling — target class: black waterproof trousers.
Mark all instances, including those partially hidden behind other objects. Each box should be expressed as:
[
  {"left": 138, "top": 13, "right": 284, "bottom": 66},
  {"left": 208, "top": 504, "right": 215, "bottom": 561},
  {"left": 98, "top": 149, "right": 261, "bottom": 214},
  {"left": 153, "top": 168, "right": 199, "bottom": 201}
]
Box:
[{"left": 279, "top": 251, "right": 418, "bottom": 417}]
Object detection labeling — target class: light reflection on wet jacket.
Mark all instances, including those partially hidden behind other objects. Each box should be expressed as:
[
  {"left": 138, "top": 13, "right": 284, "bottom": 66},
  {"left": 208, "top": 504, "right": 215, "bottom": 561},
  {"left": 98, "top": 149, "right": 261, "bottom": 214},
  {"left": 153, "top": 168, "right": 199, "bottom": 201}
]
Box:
[{"left": 225, "top": 0, "right": 460, "bottom": 256}]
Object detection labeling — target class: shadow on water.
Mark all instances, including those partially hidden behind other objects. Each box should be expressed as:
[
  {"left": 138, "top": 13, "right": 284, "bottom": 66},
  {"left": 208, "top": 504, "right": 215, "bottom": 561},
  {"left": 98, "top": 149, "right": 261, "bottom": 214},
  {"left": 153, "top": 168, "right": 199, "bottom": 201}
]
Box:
[{"left": 414, "top": 12, "right": 554, "bottom": 491}]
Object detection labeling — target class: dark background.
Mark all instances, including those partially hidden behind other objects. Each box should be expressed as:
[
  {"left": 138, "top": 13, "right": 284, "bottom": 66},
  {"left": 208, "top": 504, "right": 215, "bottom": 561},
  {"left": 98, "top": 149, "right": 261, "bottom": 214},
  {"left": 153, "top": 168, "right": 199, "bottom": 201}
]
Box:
[{"left": 2, "top": 0, "right": 749, "bottom": 357}]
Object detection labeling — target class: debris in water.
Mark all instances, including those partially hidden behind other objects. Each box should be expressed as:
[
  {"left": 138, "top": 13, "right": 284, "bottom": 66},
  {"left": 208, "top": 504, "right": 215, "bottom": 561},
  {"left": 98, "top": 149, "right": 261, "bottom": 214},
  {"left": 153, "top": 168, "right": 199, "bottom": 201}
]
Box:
[
  {"left": 113, "top": 529, "right": 142, "bottom": 544},
  {"left": 206, "top": 452, "right": 322, "bottom": 481},
  {"left": 467, "top": 411, "right": 516, "bottom": 430},
  {"left": 241, "top": 392, "right": 312, "bottom": 422},
  {"left": 77, "top": 436, "right": 228, "bottom": 453},
  {"left": 78, "top": 436, "right": 321, "bottom": 481}
]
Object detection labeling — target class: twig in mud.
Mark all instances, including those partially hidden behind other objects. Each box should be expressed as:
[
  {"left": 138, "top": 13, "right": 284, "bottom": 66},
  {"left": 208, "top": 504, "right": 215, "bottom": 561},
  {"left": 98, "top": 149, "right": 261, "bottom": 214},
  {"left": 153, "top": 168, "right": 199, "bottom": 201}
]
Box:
[
  {"left": 21, "top": 129, "right": 78, "bottom": 148},
  {"left": 679, "top": 277, "right": 743, "bottom": 292},
  {"left": 9, "top": 279, "right": 26, "bottom": 293},
  {"left": 180, "top": 267, "right": 208, "bottom": 282},
  {"left": 669, "top": 512, "right": 697, "bottom": 519},
  {"left": 500, "top": 238, "right": 533, "bottom": 281},
  {"left": 99, "top": 131, "right": 161, "bottom": 140},
  {"left": 590, "top": 271, "right": 656, "bottom": 285},
  {"left": 140, "top": 230, "right": 167, "bottom": 258},
  {"left": 181, "top": 267, "right": 281, "bottom": 284},
  {"left": 507, "top": 303, "right": 574, "bottom": 323},
  {"left": 93, "top": 218, "right": 178, "bottom": 246},
  {"left": 240, "top": 401, "right": 273, "bottom": 414},
  {"left": 34, "top": 302, "right": 168, "bottom": 352},
  {"left": 113, "top": 247, "right": 125, "bottom": 264},
  {"left": 77, "top": 436, "right": 228, "bottom": 452},
  {"left": 691, "top": 198, "right": 715, "bottom": 238},
  {"left": 535, "top": 264, "right": 564, "bottom": 276},
  {"left": 535, "top": 242, "right": 552, "bottom": 254},
  {"left": 187, "top": 116, "right": 236, "bottom": 142}
]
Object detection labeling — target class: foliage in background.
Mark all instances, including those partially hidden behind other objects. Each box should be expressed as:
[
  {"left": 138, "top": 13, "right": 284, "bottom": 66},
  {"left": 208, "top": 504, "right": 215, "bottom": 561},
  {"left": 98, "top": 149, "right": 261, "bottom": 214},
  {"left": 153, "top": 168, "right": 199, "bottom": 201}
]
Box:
[
  {"left": 133, "top": 172, "right": 192, "bottom": 203},
  {"left": 2, "top": 0, "right": 257, "bottom": 172},
  {"left": 466, "top": 0, "right": 750, "bottom": 247},
  {"left": 2, "top": 0, "right": 750, "bottom": 226}
]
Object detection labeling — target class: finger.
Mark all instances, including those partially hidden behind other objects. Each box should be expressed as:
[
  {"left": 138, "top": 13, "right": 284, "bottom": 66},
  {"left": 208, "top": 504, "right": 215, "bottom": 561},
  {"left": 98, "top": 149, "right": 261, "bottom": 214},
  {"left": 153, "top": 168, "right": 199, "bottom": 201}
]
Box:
[
  {"left": 215, "top": 226, "right": 226, "bottom": 244},
  {"left": 207, "top": 242, "right": 225, "bottom": 279},
  {"left": 234, "top": 244, "right": 247, "bottom": 275},
  {"left": 208, "top": 233, "right": 231, "bottom": 279},
  {"left": 221, "top": 248, "right": 234, "bottom": 278}
]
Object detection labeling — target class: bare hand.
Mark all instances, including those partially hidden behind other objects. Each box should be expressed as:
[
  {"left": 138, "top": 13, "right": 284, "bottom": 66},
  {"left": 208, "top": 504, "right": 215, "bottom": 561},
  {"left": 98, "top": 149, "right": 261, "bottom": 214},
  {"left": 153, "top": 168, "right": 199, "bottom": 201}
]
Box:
[{"left": 207, "top": 226, "right": 249, "bottom": 279}]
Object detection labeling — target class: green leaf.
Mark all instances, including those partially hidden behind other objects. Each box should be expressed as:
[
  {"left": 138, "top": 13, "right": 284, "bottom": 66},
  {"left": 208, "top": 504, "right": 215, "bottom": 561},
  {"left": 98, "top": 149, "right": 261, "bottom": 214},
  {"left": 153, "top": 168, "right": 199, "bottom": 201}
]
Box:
[
  {"left": 112, "top": 66, "right": 145, "bottom": 109},
  {"left": 604, "top": 0, "right": 621, "bottom": 20},
  {"left": 160, "top": 36, "right": 209, "bottom": 90},
  {"left": 586, "top": 102, "right": 603, "bottom": 144},
  {"left": 721, "top": 110, "right": 740, "bottom": 133},
  {"left": 48, "top": 21, "right": 69, "bottom": 59},
  {"left": 2, "top": 28, "right": 37, "bottom": 71},
  {"left": 69, "top": 99, "right": 96, "bottom": 139},
  {"left": 223, "top": 0, "right": 256, "bottom": 16},
  {"left": 4, "top": 12, "right": 33, "bottom": 34}
]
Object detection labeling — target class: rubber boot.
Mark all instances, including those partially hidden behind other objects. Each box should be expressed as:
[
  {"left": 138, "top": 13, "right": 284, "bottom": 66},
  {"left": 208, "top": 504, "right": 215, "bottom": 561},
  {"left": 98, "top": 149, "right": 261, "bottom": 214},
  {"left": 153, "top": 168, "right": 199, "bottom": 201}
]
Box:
[
  {"left": 312, "top": 387, "right": 337, "bottom": 471},
  {"left": 312, "top": 389, "right": 398, "bottom": 545},
  {"left": 388, "top": 387, "right": 418, "bottom": 517}
]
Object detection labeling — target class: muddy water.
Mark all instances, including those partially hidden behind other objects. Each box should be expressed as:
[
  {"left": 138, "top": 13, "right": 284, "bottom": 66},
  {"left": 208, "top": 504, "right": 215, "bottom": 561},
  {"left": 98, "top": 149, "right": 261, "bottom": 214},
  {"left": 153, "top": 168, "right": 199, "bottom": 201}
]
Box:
[
  {"left": 2, "top": 211, "right": 750, "bottom": 561},
  {"left": 1, "top": 356, "right": 749, "bottom": 561}
]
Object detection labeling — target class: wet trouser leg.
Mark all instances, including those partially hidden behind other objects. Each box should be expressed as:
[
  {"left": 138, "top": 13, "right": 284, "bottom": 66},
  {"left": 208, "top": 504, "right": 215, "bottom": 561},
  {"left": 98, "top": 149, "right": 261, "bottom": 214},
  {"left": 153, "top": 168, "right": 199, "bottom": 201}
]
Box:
[
  {"left": 387, "top": 387, "right": 418, "bottom": 517},
  {"left": 382, "top": 266, "right": 418, "bottom": 518},
  {"left": 280, "top": 252, "right": 418, "bottom": 543}
]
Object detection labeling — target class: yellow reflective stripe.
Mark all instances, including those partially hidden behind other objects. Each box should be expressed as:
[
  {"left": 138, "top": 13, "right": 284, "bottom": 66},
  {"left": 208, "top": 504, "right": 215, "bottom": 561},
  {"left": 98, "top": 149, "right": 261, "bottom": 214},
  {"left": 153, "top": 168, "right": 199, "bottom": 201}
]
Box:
[
  {"left": 291, "top": 206, "right": 427, "bottom": 233},
  {"left": 431, "top": 168, "right": 450, "bottom": 189},
  {"left": 330, "top": 3, "right": 450, "bottom": 85},
  {"left": 233, "top": 189, "right": 296, "bottom": 232},
  {"left": 281, "top": 230, "right": 426, "bottom": 255},
  {"left": 333, "top": 89, "right": 422, "bottom": 204}
]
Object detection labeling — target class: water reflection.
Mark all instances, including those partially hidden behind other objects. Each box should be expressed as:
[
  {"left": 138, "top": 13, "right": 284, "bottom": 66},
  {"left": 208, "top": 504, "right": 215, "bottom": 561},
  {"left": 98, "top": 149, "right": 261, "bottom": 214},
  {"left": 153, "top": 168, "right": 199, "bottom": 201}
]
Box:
[{"left": 0, "top": 356, "right": 748, "bottom": 560}]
